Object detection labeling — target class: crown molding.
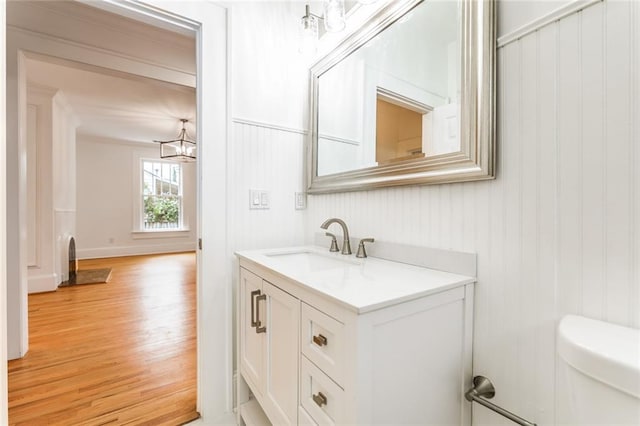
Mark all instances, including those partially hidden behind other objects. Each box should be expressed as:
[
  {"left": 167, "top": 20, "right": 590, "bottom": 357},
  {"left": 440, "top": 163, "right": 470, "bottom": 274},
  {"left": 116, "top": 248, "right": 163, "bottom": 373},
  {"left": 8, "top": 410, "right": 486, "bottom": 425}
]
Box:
[
  {"left": 9, "top": 26, "right": 195, "bottom": 88},
  {"left": 9, "top": 0, "right": 195, "bottom": 49}
]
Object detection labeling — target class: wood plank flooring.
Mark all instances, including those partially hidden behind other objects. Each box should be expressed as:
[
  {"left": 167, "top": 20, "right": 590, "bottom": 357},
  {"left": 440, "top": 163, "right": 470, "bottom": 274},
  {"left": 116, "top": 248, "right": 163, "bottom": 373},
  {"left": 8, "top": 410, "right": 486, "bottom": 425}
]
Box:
[{"left": 8, "top": 253, "right": 199, "bottom": 426}]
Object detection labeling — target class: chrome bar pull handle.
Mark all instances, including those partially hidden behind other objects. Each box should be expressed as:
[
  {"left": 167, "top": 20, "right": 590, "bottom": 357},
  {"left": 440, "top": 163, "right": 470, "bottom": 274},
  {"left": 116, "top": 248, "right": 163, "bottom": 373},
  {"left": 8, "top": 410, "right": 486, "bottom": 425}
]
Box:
[
  {"left": 255, "top": 294, "right": 267, "bottom": 334},
  {"left": 465, "top": 376, "right": 537, "bottom": 426},
  {"left": 312, "top": 334, "right": 328, "bottom": 347},
  {"left": 250, "top": 290, "right": 261, "bottom": 328},
  {"left": 312, "top": 392, "right": 327, "bottom": 407}
]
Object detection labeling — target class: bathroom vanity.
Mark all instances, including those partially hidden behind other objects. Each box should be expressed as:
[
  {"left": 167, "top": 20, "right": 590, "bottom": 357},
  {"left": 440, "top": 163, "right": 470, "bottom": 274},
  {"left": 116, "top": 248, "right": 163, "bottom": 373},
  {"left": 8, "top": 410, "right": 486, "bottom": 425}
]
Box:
[{"left": 235, "top": 245, "right": 475, "bottom": 425}]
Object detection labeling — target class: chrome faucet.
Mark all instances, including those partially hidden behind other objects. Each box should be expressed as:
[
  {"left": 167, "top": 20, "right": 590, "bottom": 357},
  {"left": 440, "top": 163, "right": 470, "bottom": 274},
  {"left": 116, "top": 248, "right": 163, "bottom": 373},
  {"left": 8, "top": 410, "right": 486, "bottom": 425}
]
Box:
[{"left": 320, "top": 218, "right": 352, "bottom": 255}]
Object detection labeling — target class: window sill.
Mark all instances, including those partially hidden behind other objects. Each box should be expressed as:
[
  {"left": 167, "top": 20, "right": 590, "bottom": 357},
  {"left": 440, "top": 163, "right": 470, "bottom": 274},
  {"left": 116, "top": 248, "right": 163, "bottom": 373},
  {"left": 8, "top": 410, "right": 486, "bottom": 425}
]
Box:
[{"left": 131, "top": 229, "right": 191, "bottom": 239}]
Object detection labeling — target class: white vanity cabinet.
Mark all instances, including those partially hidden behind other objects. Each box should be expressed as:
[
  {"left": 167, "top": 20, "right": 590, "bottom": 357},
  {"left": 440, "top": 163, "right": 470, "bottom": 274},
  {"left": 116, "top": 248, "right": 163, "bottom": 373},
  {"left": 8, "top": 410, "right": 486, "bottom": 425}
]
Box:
[
  {"left": 239, "top": 268, "right": 300, "bottom": 426},
  {"left": 236, "top": 247, "right": 475, "bottom": 426}
]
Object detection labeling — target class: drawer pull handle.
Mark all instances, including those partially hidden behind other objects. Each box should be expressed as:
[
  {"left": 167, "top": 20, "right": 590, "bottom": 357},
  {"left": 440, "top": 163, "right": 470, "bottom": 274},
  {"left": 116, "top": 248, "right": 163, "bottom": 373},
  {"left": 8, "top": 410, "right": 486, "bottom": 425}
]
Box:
[
  {"left": 255, "top": 294, "right": 267, "bottom": 334},
  {"left": 313, "top": 334, "right": 328, "bottom": 347},
  {"left": 250, "top": 290, "right": 261, "bottom": 328},
  {"left": 312, "top": 392, "right": 327, "bottom": 407}
]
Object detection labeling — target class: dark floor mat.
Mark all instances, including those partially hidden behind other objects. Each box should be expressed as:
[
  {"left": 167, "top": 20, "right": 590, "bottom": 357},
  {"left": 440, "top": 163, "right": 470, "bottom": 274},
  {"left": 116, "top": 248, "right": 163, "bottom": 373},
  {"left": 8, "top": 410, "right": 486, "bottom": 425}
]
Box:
[{"left": 59, "top": 268, "right": 112, "bottom": 287}]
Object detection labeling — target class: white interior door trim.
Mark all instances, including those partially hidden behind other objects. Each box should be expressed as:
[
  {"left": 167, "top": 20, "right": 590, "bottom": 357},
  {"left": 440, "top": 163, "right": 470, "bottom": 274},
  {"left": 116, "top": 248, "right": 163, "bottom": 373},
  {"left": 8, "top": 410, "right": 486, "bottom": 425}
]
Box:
[{"left": 1, "top": 1, "right": 8, "bottom": 424}]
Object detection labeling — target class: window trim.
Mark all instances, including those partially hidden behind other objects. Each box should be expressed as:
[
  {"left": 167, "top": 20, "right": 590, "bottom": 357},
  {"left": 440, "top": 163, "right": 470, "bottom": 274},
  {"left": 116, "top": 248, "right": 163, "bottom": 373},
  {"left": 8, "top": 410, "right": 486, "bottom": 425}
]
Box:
[{"left": 133, "top": 157, "right": 189, "bottom": 234}]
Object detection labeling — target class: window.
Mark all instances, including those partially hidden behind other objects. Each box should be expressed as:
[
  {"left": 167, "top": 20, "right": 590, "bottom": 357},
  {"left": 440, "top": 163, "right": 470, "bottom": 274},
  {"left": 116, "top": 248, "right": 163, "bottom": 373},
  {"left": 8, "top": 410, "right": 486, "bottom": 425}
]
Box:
[{"left": 142, "top": 160, "right": 182, "bottom": 230}]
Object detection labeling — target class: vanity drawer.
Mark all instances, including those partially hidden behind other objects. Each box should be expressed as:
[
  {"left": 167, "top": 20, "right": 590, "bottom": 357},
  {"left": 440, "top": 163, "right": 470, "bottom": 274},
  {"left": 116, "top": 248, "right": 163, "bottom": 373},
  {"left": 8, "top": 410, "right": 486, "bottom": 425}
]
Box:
[
  {"left": 298, "top": 406, "right": 318, "bottom": 426},
  {"left": 301, "top": 303, "right": 345, "bottom": 386},
  {"left": 300, "top": 356, "right": 345, "bottom": 426}
]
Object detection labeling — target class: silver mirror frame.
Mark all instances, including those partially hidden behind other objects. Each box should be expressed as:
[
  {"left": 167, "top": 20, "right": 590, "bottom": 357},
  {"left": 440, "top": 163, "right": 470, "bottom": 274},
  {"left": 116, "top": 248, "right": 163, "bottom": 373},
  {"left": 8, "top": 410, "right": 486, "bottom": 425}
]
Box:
[{"left": 307, "top": 0, "right": 496, "bottom": 194}]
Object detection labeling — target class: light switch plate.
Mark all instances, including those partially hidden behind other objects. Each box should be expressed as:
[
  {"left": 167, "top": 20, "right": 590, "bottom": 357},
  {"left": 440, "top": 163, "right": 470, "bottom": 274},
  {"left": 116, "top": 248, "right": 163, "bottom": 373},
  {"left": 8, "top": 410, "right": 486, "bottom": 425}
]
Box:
[
  {"left": 260, "top": 191, "right": 269, "bottom": 208},
  {"left": 250, "top": 189, "right": 270, "bottom": 210},
  {"left": 295, "top": 192, "right": 307, "bottom": 210}
]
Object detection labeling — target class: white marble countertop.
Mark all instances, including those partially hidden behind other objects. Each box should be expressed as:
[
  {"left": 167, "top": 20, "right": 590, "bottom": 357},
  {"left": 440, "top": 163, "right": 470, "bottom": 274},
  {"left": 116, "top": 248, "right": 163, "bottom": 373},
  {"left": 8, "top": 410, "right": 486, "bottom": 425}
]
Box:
[{"left": 236, "top": 246, "right": 475, "bottom": 314}]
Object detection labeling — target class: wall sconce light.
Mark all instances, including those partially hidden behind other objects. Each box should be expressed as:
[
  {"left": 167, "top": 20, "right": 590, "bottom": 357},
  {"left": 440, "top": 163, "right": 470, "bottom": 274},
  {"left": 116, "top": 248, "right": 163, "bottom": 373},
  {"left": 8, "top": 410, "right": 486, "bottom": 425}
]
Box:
[
  {"left": 299, "top": 0, "right": 347, "bottom": 55},
  {"left": 299, "top": 4, "right": 319, "bottom": 55},
  {"left": 323, "top": 0, "right": 346, "bottom": 33},
  {"left": 154, "top": 119, "right": 196, "bottom": 162}
]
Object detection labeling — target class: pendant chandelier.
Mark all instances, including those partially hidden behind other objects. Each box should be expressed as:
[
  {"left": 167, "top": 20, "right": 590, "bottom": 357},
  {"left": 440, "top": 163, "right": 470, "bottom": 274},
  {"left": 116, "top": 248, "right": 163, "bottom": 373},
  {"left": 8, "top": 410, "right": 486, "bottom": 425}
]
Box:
[{"left": 154, "top": 119, "right": 196, "bottom": 162}]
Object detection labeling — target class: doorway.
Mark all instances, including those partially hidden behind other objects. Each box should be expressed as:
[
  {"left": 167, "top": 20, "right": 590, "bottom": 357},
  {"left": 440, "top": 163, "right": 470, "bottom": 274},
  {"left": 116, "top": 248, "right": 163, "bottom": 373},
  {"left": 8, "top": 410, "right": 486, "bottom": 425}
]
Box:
[
  {"left": 13, "top": 47, "right": 198, "bottom": 422},
  {"left": 3, "top": 0, "right": 231, "bottom": 423}
]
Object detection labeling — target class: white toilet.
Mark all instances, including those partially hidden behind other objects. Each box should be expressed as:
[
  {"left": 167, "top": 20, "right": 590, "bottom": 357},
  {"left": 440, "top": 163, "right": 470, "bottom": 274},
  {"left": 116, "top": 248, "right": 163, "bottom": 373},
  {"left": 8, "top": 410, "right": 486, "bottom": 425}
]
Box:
[{"left": 558, "top": 315, "right": 640, "bottom": 425}]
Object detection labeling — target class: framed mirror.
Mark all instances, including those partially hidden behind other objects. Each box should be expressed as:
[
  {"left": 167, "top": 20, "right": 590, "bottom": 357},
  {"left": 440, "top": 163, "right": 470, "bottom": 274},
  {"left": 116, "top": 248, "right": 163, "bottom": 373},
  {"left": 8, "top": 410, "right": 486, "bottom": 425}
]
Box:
[{"left": 307, "top": 0, "right": 495, "bottom": 194}]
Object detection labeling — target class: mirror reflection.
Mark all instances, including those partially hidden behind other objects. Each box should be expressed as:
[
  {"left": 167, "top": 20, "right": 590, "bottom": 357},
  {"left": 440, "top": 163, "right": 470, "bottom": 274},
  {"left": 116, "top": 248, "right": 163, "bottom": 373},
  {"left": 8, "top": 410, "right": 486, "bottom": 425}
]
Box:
[{"left": 316, "top": 0, "right": 460, "bottom": 177}]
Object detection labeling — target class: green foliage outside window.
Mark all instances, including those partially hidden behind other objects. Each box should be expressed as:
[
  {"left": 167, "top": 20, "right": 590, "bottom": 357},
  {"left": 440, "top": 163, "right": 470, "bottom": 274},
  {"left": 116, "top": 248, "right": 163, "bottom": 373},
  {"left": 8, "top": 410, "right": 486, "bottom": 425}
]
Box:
[
  {"left": 142, "top": 160, "right": 181, "bottom": 229},
  {"left": 144, "top": 196, "right": 179, "bottom": 226}
]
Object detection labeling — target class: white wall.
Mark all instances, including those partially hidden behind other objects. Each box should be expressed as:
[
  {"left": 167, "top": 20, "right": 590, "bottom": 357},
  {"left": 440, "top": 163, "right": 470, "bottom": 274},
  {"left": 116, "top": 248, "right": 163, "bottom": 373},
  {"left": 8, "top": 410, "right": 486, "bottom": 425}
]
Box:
[
  {"left": 0, "top": 1, "right": 8, "bottom": 423},
  {"left": 231, "top": 1, "right": 309, "bottom": 130},
  {"left": 229, "top": 0, "right": 309, "bottom": 258},
  {"left": 305, "top": 1, "right": 640, "bottom": 425},
  {"left": 75, "top": 136, "right": 197, "bottom": 259}
]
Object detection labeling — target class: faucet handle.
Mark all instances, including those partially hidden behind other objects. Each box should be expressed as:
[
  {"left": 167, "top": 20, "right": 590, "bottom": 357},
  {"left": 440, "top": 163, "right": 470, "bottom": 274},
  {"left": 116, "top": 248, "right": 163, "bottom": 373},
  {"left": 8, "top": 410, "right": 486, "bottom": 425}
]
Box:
[
  {"left": 356, "top": 238, "right": 375, "bottom": 258},
  {"left": 325, "top": 232, "right": 339, "bottom": 252}
]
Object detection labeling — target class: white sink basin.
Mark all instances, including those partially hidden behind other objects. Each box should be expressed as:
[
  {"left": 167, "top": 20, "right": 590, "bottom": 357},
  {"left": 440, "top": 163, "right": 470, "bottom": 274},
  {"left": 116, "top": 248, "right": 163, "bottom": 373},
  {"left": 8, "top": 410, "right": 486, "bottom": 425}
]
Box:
[
  {"left": 265, "top": 250, "right": 358, "bottom": 271},
  {"left": 236, "top": 245, "right": 476, "bottom": 313}
]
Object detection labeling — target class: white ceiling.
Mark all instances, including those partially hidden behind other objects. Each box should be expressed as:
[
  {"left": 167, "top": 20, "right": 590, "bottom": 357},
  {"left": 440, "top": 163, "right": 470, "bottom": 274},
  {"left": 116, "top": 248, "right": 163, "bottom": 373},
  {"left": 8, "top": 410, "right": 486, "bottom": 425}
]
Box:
[
  {"left": 26, "top": 57, "right": 196, "bottom": 144},
  {"left": 9, "top": 0, "right": 197, "bottom": 145}
]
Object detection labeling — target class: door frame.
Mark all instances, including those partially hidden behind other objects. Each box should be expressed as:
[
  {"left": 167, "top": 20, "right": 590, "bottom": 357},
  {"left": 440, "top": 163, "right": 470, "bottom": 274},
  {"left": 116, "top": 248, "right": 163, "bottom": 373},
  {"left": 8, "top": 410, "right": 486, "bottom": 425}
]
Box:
[
  {"left": 1, "top": 0, "right": 232, "bottom": 422},
  {"left": 1, "top": 1, "right": 8, "bottom": 423}
]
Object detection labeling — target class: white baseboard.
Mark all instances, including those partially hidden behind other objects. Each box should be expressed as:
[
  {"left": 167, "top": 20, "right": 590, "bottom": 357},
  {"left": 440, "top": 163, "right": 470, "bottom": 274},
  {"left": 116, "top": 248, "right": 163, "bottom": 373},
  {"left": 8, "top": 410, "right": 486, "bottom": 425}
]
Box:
[
  {"left": 28, "top": 273, "right": 59, "bottom": 294},
  {"left": 76, "top": 242, "right": 196, "bottom": 260}
]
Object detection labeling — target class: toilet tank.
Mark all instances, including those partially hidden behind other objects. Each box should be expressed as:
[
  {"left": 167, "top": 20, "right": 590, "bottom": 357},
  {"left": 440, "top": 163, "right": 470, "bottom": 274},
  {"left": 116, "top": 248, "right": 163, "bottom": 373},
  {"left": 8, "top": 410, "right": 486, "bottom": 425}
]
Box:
[{"left": 557, "top": 315, "right": 640, "bottom": 426}]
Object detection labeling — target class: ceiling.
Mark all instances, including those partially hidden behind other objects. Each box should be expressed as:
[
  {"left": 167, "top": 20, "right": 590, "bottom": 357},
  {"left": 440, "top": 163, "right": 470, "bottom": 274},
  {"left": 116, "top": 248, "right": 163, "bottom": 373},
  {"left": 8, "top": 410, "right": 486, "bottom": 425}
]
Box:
[
  {"left": 10, "top": 0, "right": 197, "bottom": 145},
  {"left": 26, "top": 57, "right": 196, "bottom": 144}
]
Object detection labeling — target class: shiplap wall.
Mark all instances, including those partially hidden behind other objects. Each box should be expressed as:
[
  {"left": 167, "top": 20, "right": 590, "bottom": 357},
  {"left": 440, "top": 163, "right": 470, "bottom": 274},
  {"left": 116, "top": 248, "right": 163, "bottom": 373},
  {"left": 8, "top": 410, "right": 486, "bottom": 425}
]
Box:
[
  {"left": 304, "top": 1, "right": 639, "bottom": 424},
  {"left": 229, "top": 1, "right": 309, "bottom": 260},
  {"left": 229, "top": 120, "right": 306, "bottom": 255}
]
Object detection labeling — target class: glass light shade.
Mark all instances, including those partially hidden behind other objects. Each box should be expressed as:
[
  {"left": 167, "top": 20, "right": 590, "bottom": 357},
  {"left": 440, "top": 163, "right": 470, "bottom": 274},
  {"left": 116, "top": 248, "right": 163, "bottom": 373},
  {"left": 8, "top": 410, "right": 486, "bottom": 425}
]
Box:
[
  {"left": 299, "top": 12, "right": 319, "bottom": 54},
  {"left": 358, "top": 0, "right": 378, "bottom": 4},
  {"left": 323, "top": 0, "right": 345, "bottom": 33}
]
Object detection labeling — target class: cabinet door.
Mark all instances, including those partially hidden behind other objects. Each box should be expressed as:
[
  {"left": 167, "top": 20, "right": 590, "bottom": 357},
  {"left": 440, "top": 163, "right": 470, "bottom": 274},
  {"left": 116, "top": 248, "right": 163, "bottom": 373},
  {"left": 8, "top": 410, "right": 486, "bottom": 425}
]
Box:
[
  {"left": 262, "top": 281, "right": 300, "bottom": 426},
  {"left": 239, "top": 268, "right": 263, "bottom": 394}
]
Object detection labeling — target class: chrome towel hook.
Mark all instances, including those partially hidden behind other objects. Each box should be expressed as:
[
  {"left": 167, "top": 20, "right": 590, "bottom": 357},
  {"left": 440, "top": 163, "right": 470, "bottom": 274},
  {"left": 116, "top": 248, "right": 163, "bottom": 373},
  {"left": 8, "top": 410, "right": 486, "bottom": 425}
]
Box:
[{"left": 465, "top": 376, "right": 537, "bottom": 426}]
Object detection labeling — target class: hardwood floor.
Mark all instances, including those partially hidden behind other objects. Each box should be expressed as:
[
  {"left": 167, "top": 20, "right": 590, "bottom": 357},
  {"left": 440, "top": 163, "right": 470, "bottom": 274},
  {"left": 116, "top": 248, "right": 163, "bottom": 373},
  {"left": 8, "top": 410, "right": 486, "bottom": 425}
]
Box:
[{"left": 8, "top": 253, "right": 199, "bottom": 426}]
